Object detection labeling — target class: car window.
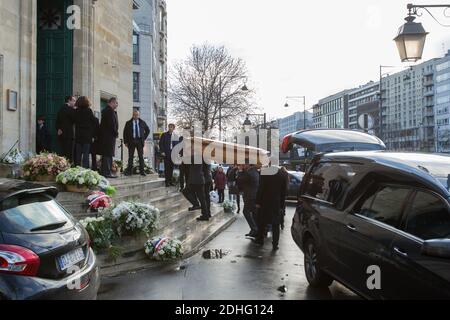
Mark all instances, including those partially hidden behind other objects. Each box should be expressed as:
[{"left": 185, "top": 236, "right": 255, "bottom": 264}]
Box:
[
  {"left": 404, "top": 191, "right": 450, "bottom": 240},
  {"left": 0, "top": 193, "right": 73, "bottom": 234},
  {"left": 358, "top": 186, "right": 411, "bottom": 228},
  {"left": 304, "top": 162, "right": 357, "bottom": 206}
]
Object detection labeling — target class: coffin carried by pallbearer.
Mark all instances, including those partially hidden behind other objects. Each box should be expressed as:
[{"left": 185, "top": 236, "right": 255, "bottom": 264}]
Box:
[{"left": 174, "top": 136, "right": 270, "bottom": 166}]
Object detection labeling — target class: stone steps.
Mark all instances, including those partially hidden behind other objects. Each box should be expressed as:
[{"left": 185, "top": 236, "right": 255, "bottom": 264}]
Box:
[
  {"left": 99, "top": 207, "right": 236, "bottom": 277},
  {"left": 60, "top": 187, "right": 185, "bottom": 216},
  {"left": 51, "top": 174, "right": 238, "bottom": 277}
]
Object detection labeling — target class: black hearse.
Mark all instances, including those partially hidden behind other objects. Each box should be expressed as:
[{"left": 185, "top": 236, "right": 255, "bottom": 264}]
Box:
[{"left": 285, "top": 130, "right": 450, "bottom": 299}]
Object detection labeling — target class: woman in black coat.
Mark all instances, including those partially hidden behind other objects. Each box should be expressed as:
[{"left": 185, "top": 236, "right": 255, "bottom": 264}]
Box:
[{"left": 74, "top": 96, "right": 96, "bottom": 169}]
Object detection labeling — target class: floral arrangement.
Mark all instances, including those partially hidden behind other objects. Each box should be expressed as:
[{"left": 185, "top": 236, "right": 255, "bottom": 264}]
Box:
[
  {"left": 56, "top": 167, "right": 102, "bottom": 188},
  {"left": 22, "top": 153, "right": 70, "bottom": 180},
  {"left": 112, "top": 159, "right": 123, "bottom": 174},
  {"left": 86, "top": 191, "right": 113, "bottom": 212},
  {"left": 79, "top": 217, "right": 117, "bottom": 252},
  {"left": 144, "top": 237, "right": 183, "bottom": 261},
  {"left": 101, "top": 201, "right": 159, "bottom": 236},
  {"left": 1, "top": 148, "right": 25, "bottom": 165},
  {"left": 131, "top": 157, "right": 155, "bottom": 175},
  {"left": 222, "top": 199, "right": 237, "bottom": 213},
  {"left": 97, "top": 176, "right": 117, "bottom": 197}
]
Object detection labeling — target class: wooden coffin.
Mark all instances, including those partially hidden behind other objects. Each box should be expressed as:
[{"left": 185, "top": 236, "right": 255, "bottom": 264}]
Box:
[{"left": 181, "top": 137, "right": 270, "bottom": 166}]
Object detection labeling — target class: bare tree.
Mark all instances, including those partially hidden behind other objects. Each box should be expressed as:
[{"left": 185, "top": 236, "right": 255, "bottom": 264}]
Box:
[{"left": 169, "top": 43, "right": 255, "bottom": 132}]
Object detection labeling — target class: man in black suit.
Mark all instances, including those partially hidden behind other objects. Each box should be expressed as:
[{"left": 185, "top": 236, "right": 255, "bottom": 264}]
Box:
[
  {"left": 56, "top": 96, "right": 76, "bottom": 161},
  {"left": 36, "top": 115, "right": 51, "bottom": 154},
  {"left": 124, "top": 110, "right": 150, "bottom": 176},
  {"left": 159, "top": 124, "right": 176, "bottom": 187},
  {"left": 99, "top": 97, "right": 119, "bottom": 178}
]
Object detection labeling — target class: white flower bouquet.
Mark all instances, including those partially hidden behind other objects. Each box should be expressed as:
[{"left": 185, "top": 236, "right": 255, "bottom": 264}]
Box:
[
  {"left": 131, "top": 157, "right": 155, "bottom": 174},
  {"left": 101, "top": 201, "right": 160, "bottom": 236},
  {"left": 222, "top": 199, "right": 237, "bottom": 213},
  {"left": 56, "top": 167, "right": 102, "bottom": 191},
  {"left": 144, "top": 237, "right": 183, "bottom": 261}
]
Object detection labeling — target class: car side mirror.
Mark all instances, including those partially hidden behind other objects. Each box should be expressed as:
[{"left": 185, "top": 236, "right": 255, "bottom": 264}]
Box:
[{"left": 422, "top": 239, "right": 450, "bottom": 259}]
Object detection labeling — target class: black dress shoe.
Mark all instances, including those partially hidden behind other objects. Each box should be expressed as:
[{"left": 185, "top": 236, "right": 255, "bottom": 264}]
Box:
[
  {"left": 196, "top": 216, "right": 210, "bottom": 221},
  {"left": 140, "top": 173, "right": 147, "bottom": 177},
  {"left": 107, "top": 175, "right": 118, "bottom": 179},
  {"left": 189, "top": 206, "right": 201, "bottom": 211},
  {"left": 272, "top": 245, "right": 279, "bottom": 251}
]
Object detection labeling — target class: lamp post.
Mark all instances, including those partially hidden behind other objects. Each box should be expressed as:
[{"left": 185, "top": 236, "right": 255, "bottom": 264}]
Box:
[
  {"left": 436, "top": 125, "right": 441, "bottom": 153},
  {"left": 285, "top": 96, "right": 307, "bottom": 130},
  {"left": 394, "top": 3, "right": 450, "bottom": 62},
  {"left": 243, "top": 113, "right": 267, "bottom": 148},
  {"left": 218, "top": 76, "right": 249, "bottom": 141}
]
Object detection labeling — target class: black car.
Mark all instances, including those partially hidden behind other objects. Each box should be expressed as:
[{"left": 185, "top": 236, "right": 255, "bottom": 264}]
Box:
[
  {"left": 291, "top": 151, "right": 450, "bottom": 299},
  {"left": 287, "top": 171, "right": 304, "bottom": 200},
  {"left": 0, "top": 180, "right": 100, "bottom": 300}
]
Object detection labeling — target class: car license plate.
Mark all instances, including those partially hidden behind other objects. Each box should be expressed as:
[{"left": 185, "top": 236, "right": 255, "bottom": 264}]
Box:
[{"left": 58, "top": 248, "right": 85, "bottom": 271}]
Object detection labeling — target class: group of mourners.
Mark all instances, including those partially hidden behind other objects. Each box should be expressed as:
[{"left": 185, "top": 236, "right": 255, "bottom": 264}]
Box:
[
  {"left": 158, "top": 123, "right": 289, "bottom": 251},
  {"left": 36, "top": 95, "right": 150, "bottom": 178}
]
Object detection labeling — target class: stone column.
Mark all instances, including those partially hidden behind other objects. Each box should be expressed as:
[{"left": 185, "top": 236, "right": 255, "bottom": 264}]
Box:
[
  {"left": 73, "top": 0, "right": 95, "bottom": 101},
  {"left": 18, "top": 0, "right": 37, "bottom": 154}
]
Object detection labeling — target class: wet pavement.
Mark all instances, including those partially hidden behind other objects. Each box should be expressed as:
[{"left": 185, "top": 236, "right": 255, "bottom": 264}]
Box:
[{"left": 98, "top": 203, "right": 360, "bottom": 300}]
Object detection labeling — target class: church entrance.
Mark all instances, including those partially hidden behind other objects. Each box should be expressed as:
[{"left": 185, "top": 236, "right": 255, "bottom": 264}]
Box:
[{"left": 36, "top": 0, "right": 73, "bottom": 153}]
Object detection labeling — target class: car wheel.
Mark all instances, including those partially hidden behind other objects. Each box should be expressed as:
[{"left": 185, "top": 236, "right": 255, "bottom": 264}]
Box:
[{"left": 304, "top": 238, "right": 333, "bottom": 288}]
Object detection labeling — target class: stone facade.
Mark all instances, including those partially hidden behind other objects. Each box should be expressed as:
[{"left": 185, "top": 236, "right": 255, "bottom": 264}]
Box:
[
  {"left": 0, "top": 0, "right": 37, "bottom": 156},
  {"left": 0, "top": 0, "right": 134, "bottom": 158}
]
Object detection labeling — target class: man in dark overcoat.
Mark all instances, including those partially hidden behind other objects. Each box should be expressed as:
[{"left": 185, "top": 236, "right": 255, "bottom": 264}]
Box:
[
  {"left": 99, "top": 97, "right": 119, "bottom": 178},
  {"left": 254, "top": 166, "right": 287, "bottom": 251}
]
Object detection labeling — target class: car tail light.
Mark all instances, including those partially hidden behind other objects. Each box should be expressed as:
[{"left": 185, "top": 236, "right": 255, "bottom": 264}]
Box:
[
  {"left": 0, "top": 245, "right": 40, "bottom": 277},
  {"left": 281, "top": 134, "right": 292, "bottom": 154}
]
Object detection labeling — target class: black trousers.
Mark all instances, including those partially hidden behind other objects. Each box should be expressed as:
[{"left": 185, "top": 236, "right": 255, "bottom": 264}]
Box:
[
  {"left": 179, "top": 164, "right": 189, "bottom": 189},
  {"left": 218, "top": 189, "right": 225, "bottom": 203},
  {"left": 59, "top": 138, "right": 74, "bottom": 163},
  {"left": 101, "top": 156, "right": 113, "bottom": 177},
  {"left": 243, "top": 198, "right": 258, "bottom": 235},
  {"left": 188, "top": 184, "right": 208, "bottom": 217},
  {"left": 204, "top": 182, "right": 212, "bottom": 216},
  {"left": 126, "top": 139, "right": 144, "bottom": 174},
  {"left": 256, "top": 220, "right": 280, "bottom": 247},
  {"left": 164, "top": 157, "right": 174, "bottom": 185}
]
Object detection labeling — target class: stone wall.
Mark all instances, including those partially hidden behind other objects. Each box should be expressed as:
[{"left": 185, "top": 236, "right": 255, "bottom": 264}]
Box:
[
  {"left": 0, "top": 0, "right": 37, "bottom": 156},
  {"left": 74, "top": 0, "right": 133, "bottom": 150}
]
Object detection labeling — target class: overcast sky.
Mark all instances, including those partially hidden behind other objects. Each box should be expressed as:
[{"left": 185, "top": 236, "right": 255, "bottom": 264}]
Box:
[{"left": 167, "top": 0, "right": 450, "bottom": 121}]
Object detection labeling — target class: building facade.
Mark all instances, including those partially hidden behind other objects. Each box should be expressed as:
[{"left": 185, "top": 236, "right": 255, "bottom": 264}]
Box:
[
  {"left": 381, "top": 59, "right": 440, "bottom": 152},
  {"left": 348, "top": 81, "right": 380, "bottom": 136},
  {"left": 0, "top": 0, "right": 138, "bottom": 159},
  {"left": 277, "top": 111, "right": 313, "bottom": 139},
  {"left": 313, "top": 90, "right": 352, "bottom": 129},
  {"left": 435, "top": 50, "right": 450, "bottom": 153},
  {"left": 132, "top": 0, "right": 168, "bottom": 166}
]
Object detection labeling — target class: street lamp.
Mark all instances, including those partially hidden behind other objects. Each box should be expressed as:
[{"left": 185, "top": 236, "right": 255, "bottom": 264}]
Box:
[
  {"left": 285, "top": 96, "right": 307, "bottom": 130},
  {"left": 218, "top": 76, "right": 249, "bottom": 141},
  {"left": 395, "top": 3, "right": 450, "bottom": 62},
  {"left": 243, "top": 117, "right": 252, "bottom": 132}
]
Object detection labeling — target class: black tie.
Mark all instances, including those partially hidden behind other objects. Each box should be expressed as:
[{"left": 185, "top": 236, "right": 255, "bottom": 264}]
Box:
[{"left": 135, "top": 121, "right": 140, "bottom": 139}]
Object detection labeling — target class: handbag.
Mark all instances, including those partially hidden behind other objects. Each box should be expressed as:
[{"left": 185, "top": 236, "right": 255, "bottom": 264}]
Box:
[{"left": 210, "top": 190, "right": 220, "bottom": 204}]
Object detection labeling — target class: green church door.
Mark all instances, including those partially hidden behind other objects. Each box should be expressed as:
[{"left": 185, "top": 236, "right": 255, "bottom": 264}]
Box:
[{"left": 37, "top": 0, "right": 73, "bottom": 153}]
